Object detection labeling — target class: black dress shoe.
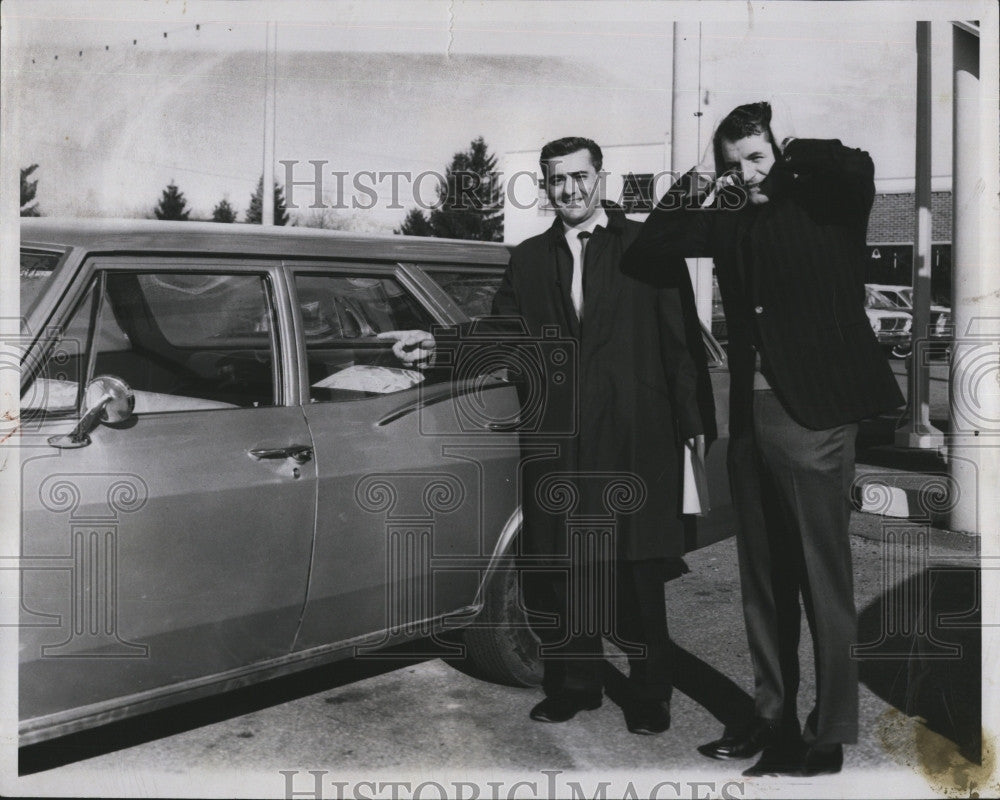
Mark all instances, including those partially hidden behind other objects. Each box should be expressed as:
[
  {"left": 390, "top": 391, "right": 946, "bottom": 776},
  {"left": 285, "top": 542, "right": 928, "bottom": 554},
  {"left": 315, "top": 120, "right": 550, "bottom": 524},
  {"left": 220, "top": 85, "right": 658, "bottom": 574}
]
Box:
[
  {"left": 697, "top": 719, "right": 782, "bottom": 760},
  {"left": 742, "top": 734, "right": 806, "bottom": 777},
  {"left": 623, "top": 701, "right": 671, "bottom": 735},
  {"left": 529, "top": 693, "right": 602, "bottom": 723},
  {"left": 799, "top": 743, "right": 843, "bottom": 776}
]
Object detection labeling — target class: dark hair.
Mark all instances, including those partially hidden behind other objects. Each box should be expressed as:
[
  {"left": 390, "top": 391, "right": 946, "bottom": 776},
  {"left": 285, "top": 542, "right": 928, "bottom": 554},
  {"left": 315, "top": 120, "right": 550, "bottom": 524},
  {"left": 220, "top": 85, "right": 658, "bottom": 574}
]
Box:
[
  {"left": 539, "top": 136, "right": 603, "bottom": 173},
  {"left": 712, "top": 102, "right": 781, "bottom": 174}
]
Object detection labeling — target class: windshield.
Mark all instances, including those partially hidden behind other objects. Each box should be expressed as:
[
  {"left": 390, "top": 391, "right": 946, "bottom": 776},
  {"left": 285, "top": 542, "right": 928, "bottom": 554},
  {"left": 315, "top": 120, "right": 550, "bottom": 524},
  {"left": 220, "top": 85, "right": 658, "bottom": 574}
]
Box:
[
  {"left": 866, "top": 287, "right": 905, "bottom": 309},
  {"left": 20, "top": 249, "right": 64, "bottom": 312}
]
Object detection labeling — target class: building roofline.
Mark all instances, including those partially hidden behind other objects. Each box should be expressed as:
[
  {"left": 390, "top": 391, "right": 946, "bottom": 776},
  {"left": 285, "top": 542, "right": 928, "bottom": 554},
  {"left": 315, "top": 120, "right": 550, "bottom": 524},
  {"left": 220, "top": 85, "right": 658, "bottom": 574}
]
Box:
[{"left": 874, "top": 176, "right": 953, "bottom": 194}]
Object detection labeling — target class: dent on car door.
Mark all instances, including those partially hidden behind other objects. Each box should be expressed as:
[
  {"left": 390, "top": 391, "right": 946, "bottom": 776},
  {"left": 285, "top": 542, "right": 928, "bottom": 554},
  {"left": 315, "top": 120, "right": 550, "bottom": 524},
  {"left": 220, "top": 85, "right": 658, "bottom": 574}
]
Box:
[
  {"left": 18, "top": 261, "right": 316, "bottom": 734},
  {"left": 290, "top": 267, "right": 520, "bottom": 652}
]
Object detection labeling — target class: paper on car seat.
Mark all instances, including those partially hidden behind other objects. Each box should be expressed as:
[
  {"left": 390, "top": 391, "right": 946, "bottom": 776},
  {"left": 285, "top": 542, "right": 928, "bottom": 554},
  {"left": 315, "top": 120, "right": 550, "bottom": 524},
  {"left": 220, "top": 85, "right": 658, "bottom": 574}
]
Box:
[{"left": 313, "top": 365, "right": 425, "bottom": 393}]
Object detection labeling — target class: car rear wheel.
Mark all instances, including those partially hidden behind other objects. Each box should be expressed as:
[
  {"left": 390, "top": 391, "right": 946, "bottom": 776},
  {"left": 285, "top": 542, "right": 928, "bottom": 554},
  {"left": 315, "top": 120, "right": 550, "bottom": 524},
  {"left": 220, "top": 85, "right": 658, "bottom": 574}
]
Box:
[{"left": 449, "top": 558, "right": 542, "bottom": 688}]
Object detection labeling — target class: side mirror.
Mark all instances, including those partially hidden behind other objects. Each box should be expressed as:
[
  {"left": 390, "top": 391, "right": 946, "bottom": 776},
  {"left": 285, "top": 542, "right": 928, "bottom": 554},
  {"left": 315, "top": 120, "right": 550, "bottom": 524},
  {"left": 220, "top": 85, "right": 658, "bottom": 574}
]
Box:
[{"left": 48, "top": 375, "right": 135, "bottom": 449}]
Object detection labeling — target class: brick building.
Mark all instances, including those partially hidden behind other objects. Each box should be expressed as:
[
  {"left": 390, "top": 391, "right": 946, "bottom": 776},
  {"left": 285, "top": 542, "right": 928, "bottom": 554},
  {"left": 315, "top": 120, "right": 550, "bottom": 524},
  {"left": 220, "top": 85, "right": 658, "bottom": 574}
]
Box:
[{"left": 866, "top": 189, "right": 953, "bottom": 303}]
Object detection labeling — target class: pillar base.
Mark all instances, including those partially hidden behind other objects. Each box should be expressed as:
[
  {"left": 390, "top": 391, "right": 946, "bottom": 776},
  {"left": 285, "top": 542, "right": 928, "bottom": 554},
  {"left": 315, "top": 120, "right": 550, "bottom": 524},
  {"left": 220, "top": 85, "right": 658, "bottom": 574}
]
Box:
[{"left": 895, "top": 424, "right": 945, "bottom": 449}]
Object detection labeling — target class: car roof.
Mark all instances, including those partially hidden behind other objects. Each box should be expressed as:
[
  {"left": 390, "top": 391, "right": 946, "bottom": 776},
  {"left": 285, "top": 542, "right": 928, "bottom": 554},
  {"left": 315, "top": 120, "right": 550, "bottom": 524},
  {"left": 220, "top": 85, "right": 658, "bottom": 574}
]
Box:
[{"left": 20, "top": 217, "right": 511, "bottom": 267}]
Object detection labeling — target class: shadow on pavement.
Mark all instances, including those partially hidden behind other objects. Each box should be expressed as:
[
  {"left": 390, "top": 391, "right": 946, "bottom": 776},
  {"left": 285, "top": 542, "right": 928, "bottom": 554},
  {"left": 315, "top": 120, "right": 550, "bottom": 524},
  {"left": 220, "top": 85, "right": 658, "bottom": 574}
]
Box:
[
  {"left": 856, "top": 414, "right": 950, "bottom": 471},
  {"left": 603, "top": 643, "right": 755, "bottom": 730},
  {"left": 856, "top": 566, "right": 981, "bottom": 764}
]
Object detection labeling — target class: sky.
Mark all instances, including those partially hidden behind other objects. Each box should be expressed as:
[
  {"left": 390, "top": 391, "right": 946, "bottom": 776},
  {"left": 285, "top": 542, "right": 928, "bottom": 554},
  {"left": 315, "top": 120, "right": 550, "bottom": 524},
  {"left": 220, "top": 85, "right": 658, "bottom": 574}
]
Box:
[{"left": 1, "top": 1, "right": 967, "bottom": 231}]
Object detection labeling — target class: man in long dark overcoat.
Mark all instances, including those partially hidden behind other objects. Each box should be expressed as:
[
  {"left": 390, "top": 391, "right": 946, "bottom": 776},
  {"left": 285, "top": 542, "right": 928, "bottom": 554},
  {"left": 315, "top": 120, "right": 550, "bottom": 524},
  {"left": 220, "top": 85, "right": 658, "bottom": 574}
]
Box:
[{"left": 386, "top": 136, "right": 713, "bottom": 734}]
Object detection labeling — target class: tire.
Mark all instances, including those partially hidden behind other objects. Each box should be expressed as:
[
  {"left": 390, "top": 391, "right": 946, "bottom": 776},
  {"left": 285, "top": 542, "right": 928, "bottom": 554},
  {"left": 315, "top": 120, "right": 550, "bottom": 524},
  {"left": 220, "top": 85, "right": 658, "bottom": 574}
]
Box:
[
  {"left": 890, "top": 342, "right": 912, "bottom": 359},
  {"left": 448, "top": 558, "right": 542, "bottom": 688}
]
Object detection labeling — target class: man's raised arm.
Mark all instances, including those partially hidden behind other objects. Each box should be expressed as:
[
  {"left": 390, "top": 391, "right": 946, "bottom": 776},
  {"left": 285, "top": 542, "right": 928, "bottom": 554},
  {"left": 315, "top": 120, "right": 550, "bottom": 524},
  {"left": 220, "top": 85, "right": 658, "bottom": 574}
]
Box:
[{"left": 622, "top": 167, "right": 722, "bottom": 282}]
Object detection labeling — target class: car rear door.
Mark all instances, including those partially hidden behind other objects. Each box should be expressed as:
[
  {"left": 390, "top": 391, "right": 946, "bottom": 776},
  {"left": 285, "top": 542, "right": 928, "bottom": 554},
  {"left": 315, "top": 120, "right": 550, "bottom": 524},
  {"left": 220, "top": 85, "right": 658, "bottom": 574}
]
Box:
[
  {"left": 286, "top": 262, "right": 520, "bottom": 652},
  {"left": 19, "top": 257, "right": 317, "bottom": 733}
]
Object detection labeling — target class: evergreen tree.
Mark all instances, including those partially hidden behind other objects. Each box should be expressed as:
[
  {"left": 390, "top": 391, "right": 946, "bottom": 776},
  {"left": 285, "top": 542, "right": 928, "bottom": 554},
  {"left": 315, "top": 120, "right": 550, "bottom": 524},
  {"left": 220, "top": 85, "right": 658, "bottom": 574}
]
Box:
[
  {"left": 21, "top": 164, "right": 41, "bottom": 216},
  {"left": 246, "top": 176, "right": 290, "bottom": 226},
  {"left": 395, "top": 207, "right": 434, "bottom": 237},
  {"left": 211, "top": 198, "right": 237, "bottom": 223},
  {"left": 154, "top": 181, "right": 191, "bottom": 221},
  {"left": 396, "top": 137, "right": 503, "bottom": 241}
]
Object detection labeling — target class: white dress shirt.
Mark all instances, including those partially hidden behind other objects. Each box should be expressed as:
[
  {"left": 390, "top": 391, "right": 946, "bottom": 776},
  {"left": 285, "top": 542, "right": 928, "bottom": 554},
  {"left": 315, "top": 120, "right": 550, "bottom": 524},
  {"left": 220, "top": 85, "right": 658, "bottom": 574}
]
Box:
[{"left": 562, "top": 207, "right": 608, "bottom": 320}]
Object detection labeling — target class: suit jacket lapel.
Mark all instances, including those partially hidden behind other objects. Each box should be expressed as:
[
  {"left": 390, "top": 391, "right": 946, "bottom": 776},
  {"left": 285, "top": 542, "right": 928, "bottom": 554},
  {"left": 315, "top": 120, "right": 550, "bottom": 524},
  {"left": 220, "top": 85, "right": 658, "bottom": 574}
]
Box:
[{"left": 730, "top": 212, "right": 754, "bottom": 293}]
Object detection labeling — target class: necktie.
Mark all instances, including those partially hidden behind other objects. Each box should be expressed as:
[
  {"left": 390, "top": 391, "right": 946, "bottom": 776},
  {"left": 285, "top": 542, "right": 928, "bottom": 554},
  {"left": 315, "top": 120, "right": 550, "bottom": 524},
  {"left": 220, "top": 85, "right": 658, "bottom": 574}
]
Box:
[{"left": 573, "top": 230, "right": 591, "bottom": 320}]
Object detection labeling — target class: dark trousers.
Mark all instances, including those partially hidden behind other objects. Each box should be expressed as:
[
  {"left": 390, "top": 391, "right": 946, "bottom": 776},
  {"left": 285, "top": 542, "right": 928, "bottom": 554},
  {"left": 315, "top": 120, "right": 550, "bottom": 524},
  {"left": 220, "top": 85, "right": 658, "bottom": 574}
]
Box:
[
  {"left": 523, "top": 557, "right": 671, "bottom": 703},
  {"left": 728, "top": 390, "right": 859, "bottom": 745}
]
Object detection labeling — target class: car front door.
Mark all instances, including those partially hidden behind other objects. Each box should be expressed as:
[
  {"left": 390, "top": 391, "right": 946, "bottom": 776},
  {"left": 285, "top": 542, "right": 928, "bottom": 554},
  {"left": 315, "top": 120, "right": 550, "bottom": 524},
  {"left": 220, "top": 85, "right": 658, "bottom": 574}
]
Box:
[{"left": 19, "top": 259, "right": 317, "bottom": 733}]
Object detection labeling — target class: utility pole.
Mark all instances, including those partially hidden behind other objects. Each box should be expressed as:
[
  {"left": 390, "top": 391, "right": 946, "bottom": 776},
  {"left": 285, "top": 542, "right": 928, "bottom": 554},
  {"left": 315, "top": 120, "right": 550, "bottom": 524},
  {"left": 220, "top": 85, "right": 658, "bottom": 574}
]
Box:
[
  {"left": 262, "top": 21, "right": 276, "bottom": 226},
  {"left": 671, "top": 22, "right": 712, "bottom": 327},
  {"left": 896, "top": 22, "right": 943, "bottom": 449}
]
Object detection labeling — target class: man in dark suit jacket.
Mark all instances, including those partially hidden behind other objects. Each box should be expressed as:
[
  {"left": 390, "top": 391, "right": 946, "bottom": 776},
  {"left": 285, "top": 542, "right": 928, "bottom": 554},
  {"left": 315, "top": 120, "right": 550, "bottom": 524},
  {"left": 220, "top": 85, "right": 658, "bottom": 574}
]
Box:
[
  {"left": 624, "top": 102, "right": 903, "bottom": 776},
  {"left": 385, "top": 136, "right": 713, "bottom": 735}
]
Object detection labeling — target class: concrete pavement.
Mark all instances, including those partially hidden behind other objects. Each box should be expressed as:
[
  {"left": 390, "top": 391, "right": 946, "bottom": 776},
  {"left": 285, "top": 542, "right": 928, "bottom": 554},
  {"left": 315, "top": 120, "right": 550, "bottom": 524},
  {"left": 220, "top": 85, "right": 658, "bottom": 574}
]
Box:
[{"left": 17, "top": 509, "right": 986, "bottom": 799}]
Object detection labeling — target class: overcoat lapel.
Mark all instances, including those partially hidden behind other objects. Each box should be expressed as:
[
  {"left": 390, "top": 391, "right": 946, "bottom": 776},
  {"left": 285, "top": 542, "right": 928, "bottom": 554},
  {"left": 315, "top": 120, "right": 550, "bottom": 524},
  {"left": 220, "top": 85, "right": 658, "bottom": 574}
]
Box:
[{"left": 580, "top": 214, "right": 626, "bottom": 332}]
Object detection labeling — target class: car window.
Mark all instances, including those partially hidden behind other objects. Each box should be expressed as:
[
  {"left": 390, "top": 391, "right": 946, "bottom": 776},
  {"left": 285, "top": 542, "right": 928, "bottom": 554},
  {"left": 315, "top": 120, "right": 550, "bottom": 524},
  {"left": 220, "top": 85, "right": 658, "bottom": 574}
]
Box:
[
  {"left": 23, "top": 270, "right": 280, "bottom": 416},
  {"left": 20, "top": 278, "right": 98, "bottom": 417},
  {"left": 295, "top": 273, "right": 437, "bottom": 402},
  {"left": 424, "top": 268, "right": 504, "bottom": 319},
  {"left": 20, "top": 248, "right": 64, "bottom": 313}
]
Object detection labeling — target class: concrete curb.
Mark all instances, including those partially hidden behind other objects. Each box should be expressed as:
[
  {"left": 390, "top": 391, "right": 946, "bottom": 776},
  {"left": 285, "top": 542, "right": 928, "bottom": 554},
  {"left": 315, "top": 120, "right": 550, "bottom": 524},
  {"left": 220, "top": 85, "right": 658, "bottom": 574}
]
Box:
[
  {"left": 852, "top": 464, "right": 956, "bottom": 518},
  {"left": 851, "top": 464, "right": 980, "bottom": 550}
]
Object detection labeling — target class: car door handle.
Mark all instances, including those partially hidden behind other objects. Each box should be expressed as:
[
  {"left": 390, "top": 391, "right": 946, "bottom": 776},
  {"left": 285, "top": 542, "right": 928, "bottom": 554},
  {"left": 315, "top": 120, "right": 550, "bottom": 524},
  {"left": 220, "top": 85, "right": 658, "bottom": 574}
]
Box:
[{"left": 248, "top": 444, "right": 313, "bottom": 464}]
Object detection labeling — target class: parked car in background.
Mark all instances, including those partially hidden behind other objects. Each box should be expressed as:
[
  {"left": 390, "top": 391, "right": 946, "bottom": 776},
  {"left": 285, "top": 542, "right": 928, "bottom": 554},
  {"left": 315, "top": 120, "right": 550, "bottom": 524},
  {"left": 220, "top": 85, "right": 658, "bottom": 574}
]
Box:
[
  {"left": 865, "top": 284, "right": 914, "bottom": 358},
  {"left": 876, "top": 284, "right": 952, "bottom": 357},
  {"left": 17, "top": 218, "right": 734, "bottom": 745},
  {"left": 865, "top": 284, "right": 951, "bottom": 359}
]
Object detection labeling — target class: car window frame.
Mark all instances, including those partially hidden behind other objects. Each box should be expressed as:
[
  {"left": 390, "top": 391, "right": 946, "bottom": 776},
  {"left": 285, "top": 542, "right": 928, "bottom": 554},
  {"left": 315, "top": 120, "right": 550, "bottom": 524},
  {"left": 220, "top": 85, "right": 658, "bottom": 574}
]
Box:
[
  {"left": 413, "top": 263, "right": 507, "bottom": 322},
  {"left": 22, "top": 256, "right": 299, "bottom": 414},
  {"left": 281, "top": 261, "right": 456, "bottom": 405}
]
